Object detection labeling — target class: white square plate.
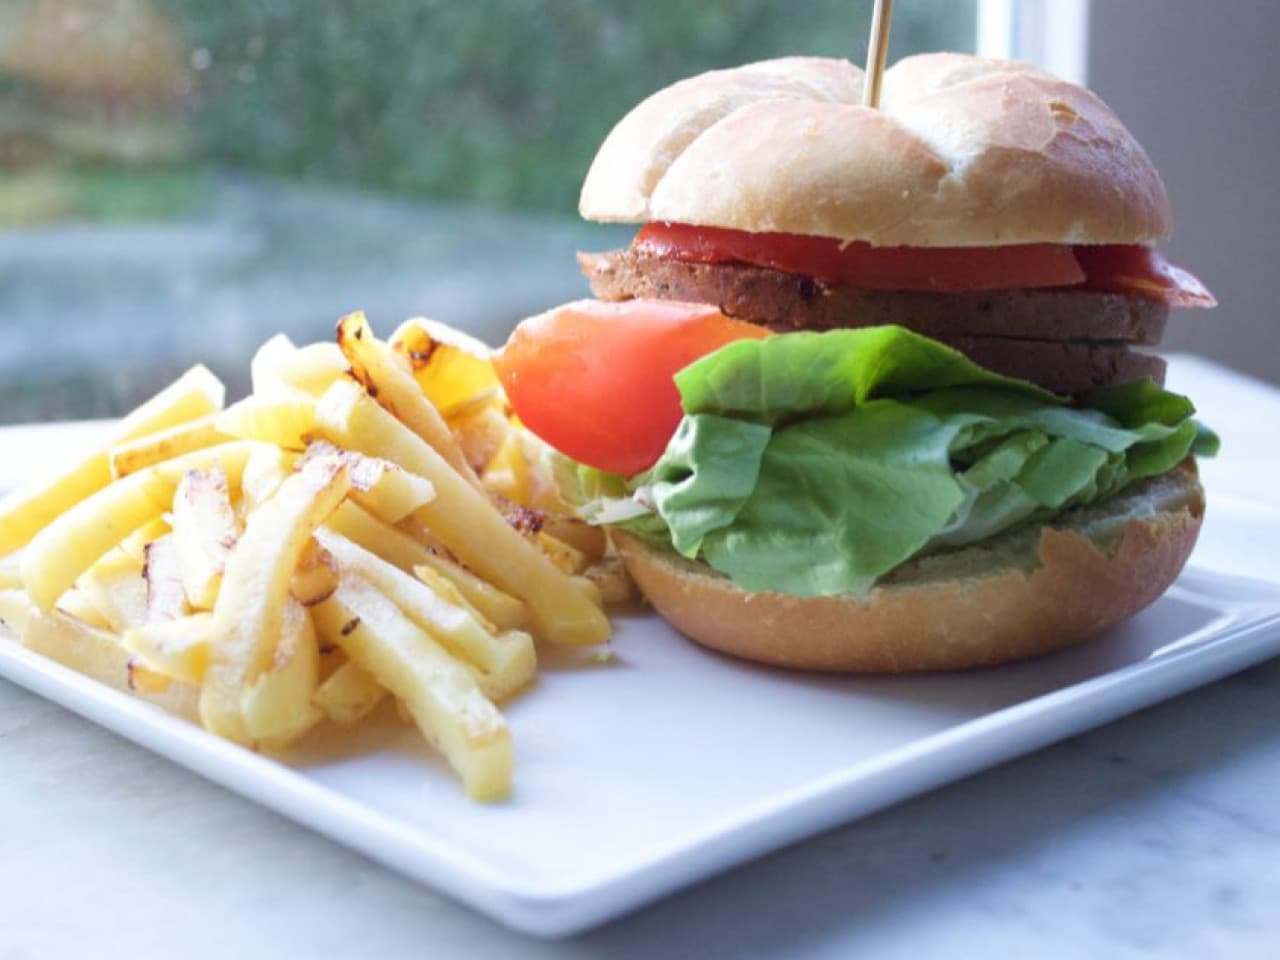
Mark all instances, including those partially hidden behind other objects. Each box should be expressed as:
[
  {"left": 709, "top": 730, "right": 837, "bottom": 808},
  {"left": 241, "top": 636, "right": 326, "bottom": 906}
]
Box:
[{"left": 2, "top": 357, "right": 1279, "bottom": 938}]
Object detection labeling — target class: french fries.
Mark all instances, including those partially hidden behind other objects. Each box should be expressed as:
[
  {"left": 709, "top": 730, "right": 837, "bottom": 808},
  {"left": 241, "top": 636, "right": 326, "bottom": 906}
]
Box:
[
  {"left": 336, "top": 311, "right": 479, "bottom": 486},
  {"left": 316, "top": 529, "right": 536, "bottom": 701},
  {"left": 252, "top": 334, "right": 347, "bottom": 398},
  {"left": 0, "top": 588, "right": 32, "bottom": 634},
  {"left": 291, "top": 539, "right": 339, "bottom": 607},
  {"left": 171, "top": 464, "right": 239, "bottom": 609},
  {"left": 143, "top": 534, "right": 188, "bottom": 622},
  {"left": 241, "top": 445, "right": 296, "bottom": 512},
  {"left": 200, "top": 456, "right": 351, "bottom": 744},
  {"left": 215, "top": 392, "right": 318, "bottom": 451},
  {"left": 0, "top": 364, "right": 224, "bottom": 557},
  {"left": 415, "top": 551, "right": 528, "bottom": 632},
  {"left": 302, "top": 441, "right": 435, "bottom": 524},
  {"left": 121, "top": 614, "right": 211, "bottom": 685},
  {"left": 250, "top": 333, "right": 297, "bottom": 397},
  {"left": 313, "top": 573, "right": 512, "bottom": 802},
  {"left": 325, "top": 500, "right": 431, "bottom": 572},
  {"left": 315, "top": 378, "right": 610, "bottom": 646},
  {"left": 78, "top": 546, "right": 148, "bottom": 632},
  {"left": 23, "top": 609, "right": 200, "bottom": 722},
  {"left": 109, "top": 415, "right": 232, "bottom": 479},
  {"left": 55, "top": 589, "right": 111, "bottom": 630},
  {"left": 313, "top": 659, "right": 386, "bottom": 726},
  {"left": 241, "top": 598, "right": 323, "bottom": 745},
  {"left": 21, "top": 442, "right": 256, "bottom": 612},
  {"left": 9, "top": 312, "right": 630, "bottom": 800},
  {"left": 389, "top": 317, "right": 501, "bottom": 418}
]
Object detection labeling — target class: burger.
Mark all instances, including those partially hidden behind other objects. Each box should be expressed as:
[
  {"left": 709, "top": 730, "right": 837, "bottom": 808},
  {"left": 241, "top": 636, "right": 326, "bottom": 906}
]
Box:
[{"left": 493, "top": 54, "right": 1218, "bottom": 672}]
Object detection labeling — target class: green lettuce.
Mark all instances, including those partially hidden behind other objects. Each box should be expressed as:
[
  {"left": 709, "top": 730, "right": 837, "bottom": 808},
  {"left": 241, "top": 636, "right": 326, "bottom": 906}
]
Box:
[{"left": 556, "top": 326, "right": 1213, "bottom": 598}]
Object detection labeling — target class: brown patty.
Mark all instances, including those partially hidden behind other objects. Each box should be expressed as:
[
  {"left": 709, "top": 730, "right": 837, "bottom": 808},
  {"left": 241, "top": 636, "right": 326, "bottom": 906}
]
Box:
[{"left": 581, "top": 248, "right": 1168, "bottom": 393}]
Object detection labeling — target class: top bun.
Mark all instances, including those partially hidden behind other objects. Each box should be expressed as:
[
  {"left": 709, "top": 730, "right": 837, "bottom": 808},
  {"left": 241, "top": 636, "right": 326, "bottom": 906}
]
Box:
[{"left": 579, "top": 53, "right": 1172, "bottom": 247}]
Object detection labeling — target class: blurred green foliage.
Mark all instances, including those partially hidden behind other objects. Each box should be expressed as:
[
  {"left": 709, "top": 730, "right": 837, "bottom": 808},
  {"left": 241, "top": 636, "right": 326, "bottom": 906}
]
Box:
[{"left": 169, "top": 0, "right": 972, "bottom": 214}]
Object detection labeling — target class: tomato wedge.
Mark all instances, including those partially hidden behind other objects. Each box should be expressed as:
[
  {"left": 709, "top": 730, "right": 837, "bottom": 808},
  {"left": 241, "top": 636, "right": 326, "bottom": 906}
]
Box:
[
  {"left": 495, "top": 299, "right": 770, "bottom": 476},
  {"left": 635, "top": 222, "right": 1216, "bottom": 306},
  {"left": 635, "top": 222, "right": 1086, "bottom": 292}
]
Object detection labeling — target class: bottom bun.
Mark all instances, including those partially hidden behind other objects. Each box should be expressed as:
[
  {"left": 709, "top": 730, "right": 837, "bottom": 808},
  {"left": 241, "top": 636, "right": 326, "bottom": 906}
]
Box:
[{"left": 614, "top": 462, "right": 1205, "bottom": 673}]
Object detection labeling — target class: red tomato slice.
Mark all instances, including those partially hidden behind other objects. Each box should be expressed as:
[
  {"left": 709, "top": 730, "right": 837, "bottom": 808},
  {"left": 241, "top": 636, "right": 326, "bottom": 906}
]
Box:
[
  {"left": 494, "top": 299, "right": 770, "bottom": 477},
  {"left": 1073, "top": 245, "right": 1217, "bottom": 307},
  {"left": 635, "top": 223, "right": 1216, "bottom": 306},
  {"left": 635, "top": 222, "right": 1086, "bottom": 292}
]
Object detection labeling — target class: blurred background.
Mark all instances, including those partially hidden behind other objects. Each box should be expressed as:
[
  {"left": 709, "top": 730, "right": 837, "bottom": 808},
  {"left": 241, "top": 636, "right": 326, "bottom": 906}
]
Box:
[{"left": 0, "top": 0, "right": 1274, "bottom": 424}]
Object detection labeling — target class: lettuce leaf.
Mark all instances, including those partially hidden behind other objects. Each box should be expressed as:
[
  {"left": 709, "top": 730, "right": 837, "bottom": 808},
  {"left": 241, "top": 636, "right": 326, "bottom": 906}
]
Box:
[
  {"left": 675, "top": 327, "right": 1054, "bottom": 424},
  {"left": 557, "top": 326, "right": 1212, "bottom": 598}
]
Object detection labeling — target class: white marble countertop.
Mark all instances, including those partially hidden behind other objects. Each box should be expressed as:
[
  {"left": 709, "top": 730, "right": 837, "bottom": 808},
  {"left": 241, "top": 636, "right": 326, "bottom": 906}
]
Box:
[{"left": 2, "top": 356, "right": 1279, "bottom": 959}]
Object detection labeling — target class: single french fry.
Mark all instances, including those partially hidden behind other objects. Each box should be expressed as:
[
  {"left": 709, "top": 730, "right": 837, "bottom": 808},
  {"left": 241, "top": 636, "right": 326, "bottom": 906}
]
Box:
[
  {"left": 143, "top": 533, "right": 187, "bottom": 622},
  {"left": 215, "top": 392, "right": 318, "bottom": 451},
  {"left": 540, "top": 514, "right": 607, "bottom": 561},
  {"left": 313, "top": 659, "right": 386, "bottom": 726},
  {"left": 411, "top": 562, "right": 496, "bottom": 633},
  {"left": 241, "top": 445, "right": 298, "bottom": 513},
  {"left": 535, "top": 531, "right": 590, "bottom": 575},
  {"left": 0, "top": 588, "right": 32, "bottom": 635},
  {"left": 200, "top": 456, "right": 351, "bottom": 744},
  {"left": 389, "top": 317, "right": 501, "bottom": 418},
  {"left": 324, "top": 501, "right": 430, "bottom": 573},
  {"left": 78, "top": 547, "right": 148, "bottom": 632},
  {"left": 414, "top": 551, "right": 528, "bottom": 632},
  {"left": 572, "top": 574, "right": 603, "bottom": 608},
  {"left": 21, "top": 443, "right": 256, "bottom": 613},
  {"left": 117, "top": 517, "right": 171, "bottom": 565},
  {"left": 583, "top": 556, "right": 637, "bottom": 606},
  {"left": 302, "top": 441, "right": 435, "bottom": 524},
  {"left": 121, "top": 613, "right": 211, "bottom": 685},
  {"left": 109, "top": 415, "right": 233, "bottom": 479},
  {"left": 171, "top": 464, "right": 238, "bottom": 610},
  {"left": 55, "top": 589, "right": 111, "bottom": 630},
  {"left": 406, "top": 568, "right": 535, "bottom": 700},
  {"left": 315, "top": 528, "right": 534, "bottom": 686},
  {"left": 0, "top": 364, "right": 224, "bottom": 557},
  {"left": 127, "top": 659, "right": 173, "bottom": 694},
  {"left": 252, "top": 335, "right": 348, "bottom": 398},
  {"left": 290, "top": 538, "right": 338, "bottom": 607},
  {"left": 315, "top": 379, "right": 609, "bottom": 646},
  {"left": 394, "top": 513, "right": 446, "bottom": 552},
  {"left": 249, "top": 333, "right": 298, "bottom": 397},
  {"left": 280, "top": 342, "right": 348, "bottom": 397},
  {"left": 22, "top": 609, "right": 199, "bottom": 721},
  {"left": 336, "top": 311, "right": 480, "bottom": 486},
  {"left": 481, "top": 430, "right": 532, "bottom": 506},
  {"left": 241, "top": 598, "right": 322, "bottom": 744},
  {"left": 451, "top": 402, "right": 511, "bottom": 476},
  {"left": 312, "top": 573, "right": 512, "bottom": 802}
]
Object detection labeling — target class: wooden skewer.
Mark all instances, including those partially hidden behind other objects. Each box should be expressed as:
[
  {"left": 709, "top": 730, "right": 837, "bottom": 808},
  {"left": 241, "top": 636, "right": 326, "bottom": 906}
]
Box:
[{"left": 862, "top": 0, "right": 895, "bottom": 109}]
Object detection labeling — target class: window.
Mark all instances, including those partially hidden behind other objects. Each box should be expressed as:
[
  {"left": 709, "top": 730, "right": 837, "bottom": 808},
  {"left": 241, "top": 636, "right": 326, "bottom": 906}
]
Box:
[{"left": 0, "top": 0, "right": 977, "bottom": 423}]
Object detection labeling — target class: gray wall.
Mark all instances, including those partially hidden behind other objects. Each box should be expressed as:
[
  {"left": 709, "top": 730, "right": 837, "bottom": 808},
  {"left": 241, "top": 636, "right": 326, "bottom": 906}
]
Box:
[{"left": 1088, "top": 0, "right": 1280, "bottom": 384}]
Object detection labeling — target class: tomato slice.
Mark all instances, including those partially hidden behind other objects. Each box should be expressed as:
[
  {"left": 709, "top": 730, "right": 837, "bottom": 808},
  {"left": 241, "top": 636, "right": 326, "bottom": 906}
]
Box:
[
  {"left": 495, "top": 299, "right": 770, "bottom": 476},
  {"left": 1074, "top": 245, "right": 1217, "bottom": 307},
  {"left": 635, "top": 222, "right": 1086, "bottom": 292},
  {"left": 635, "top": 222, "right": 1215, "bottom": 306}
]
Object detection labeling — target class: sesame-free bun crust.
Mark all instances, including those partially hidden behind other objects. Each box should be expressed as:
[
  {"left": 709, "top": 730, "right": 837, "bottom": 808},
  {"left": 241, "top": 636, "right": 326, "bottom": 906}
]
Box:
[
  {"left": 614, "top": 463, "right": 1203, "bottom": 673},
  {"left": 580, "top": 53, "right": 1172, "bottom": 247}
]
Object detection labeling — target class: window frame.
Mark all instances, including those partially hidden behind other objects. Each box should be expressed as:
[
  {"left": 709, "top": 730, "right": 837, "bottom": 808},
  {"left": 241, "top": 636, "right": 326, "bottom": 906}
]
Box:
[{"left": 976, "top": 0, "right": 1092, "bottom": 85}]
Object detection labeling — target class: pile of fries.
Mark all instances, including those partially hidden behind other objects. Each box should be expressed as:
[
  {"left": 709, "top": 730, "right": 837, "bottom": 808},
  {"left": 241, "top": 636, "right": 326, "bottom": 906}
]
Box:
[{"left": 0, "top": 313, "right": 627, "bottom": 802}]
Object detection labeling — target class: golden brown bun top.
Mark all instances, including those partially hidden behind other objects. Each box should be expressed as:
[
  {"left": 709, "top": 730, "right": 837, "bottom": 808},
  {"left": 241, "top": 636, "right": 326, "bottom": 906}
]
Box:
[{"left": 579, "top": 53, "right": 1172, "bottom": 247}]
